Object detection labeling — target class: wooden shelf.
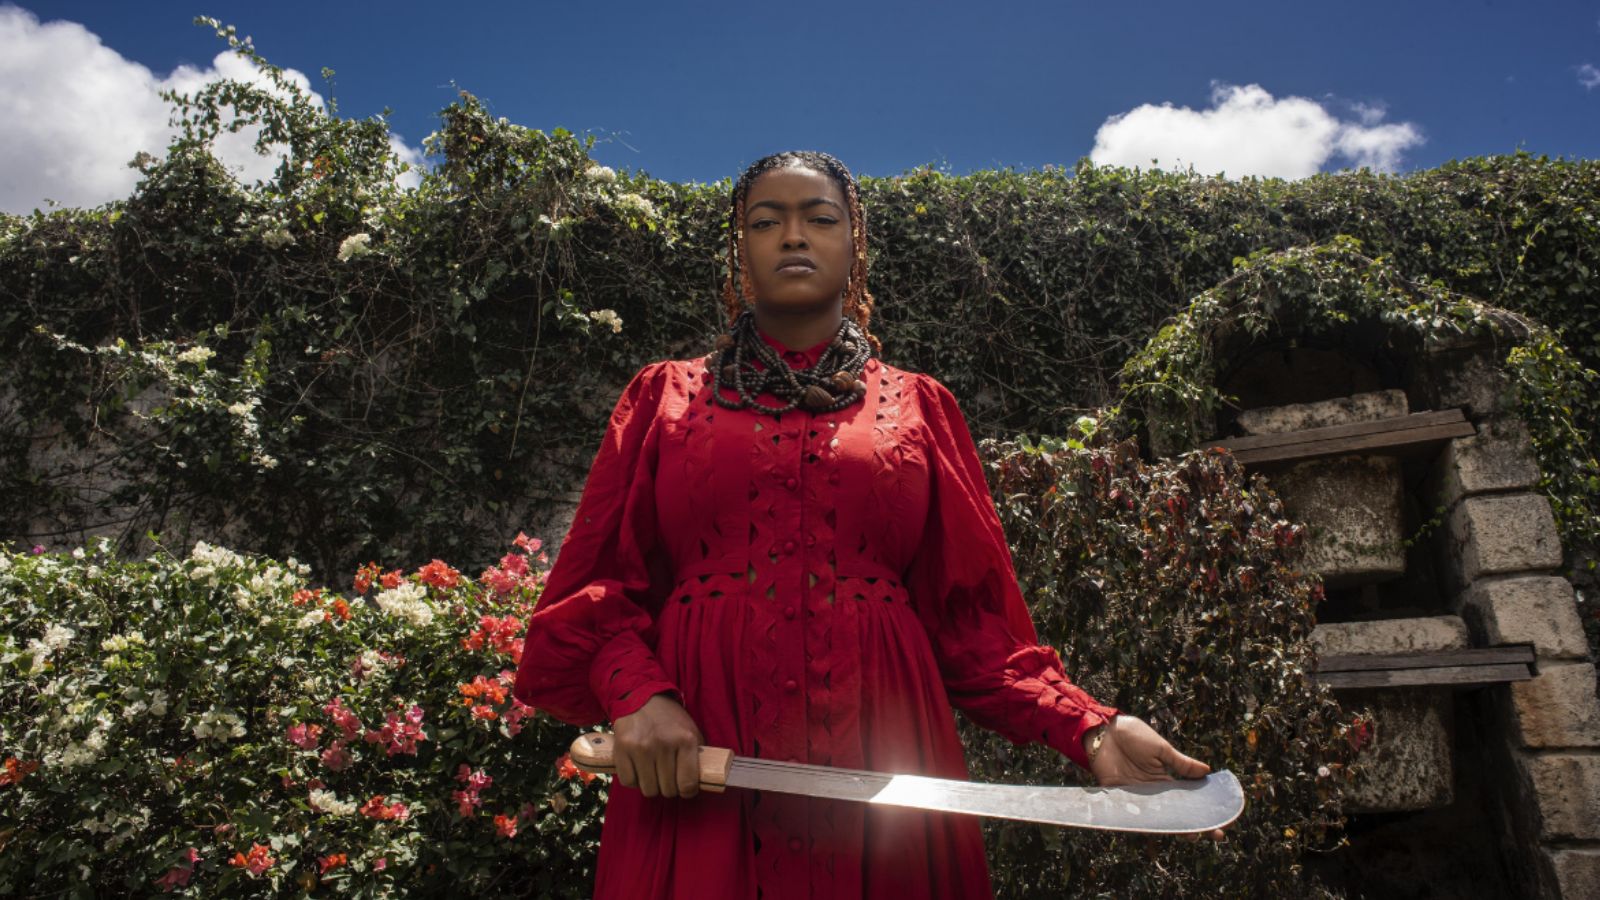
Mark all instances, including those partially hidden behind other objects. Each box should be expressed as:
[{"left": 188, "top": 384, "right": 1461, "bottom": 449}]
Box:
[
  {"left": 1203, "top": 409, "right": 1476, "bottom": 467},
  {"left": 1313, "top": 645, "right": 1535, "bottom": 690}
]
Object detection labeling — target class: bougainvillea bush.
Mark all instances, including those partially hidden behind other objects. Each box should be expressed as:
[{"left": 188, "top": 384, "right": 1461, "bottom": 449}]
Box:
[
  {"left": 0, "top": 535, "right": 606, "bottom": 898},
  {"left": 967, "top": 428, "right": 1366, "bottom": 898}
]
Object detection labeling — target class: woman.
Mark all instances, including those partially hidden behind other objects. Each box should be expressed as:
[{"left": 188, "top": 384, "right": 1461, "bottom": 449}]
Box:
[{"left": 512, "top": 151, "right": 1213, "bottom": 900}]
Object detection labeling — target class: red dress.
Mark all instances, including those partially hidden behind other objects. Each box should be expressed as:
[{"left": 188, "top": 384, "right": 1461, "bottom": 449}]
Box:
[{"left": 513, "top": 332, "right": 1117, "bottom": 900}]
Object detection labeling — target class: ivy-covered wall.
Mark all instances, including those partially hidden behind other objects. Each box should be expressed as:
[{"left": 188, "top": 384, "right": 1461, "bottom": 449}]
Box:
[{"left": 3, "top": 37, "right": 1598, "bottom": 590}]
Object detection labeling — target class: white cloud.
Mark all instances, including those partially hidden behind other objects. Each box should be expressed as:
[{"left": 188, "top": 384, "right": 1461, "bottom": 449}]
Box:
[
  {"left": 1578, "top": 63, "right": 1600, "bottom": 90},
  {"left": 0, "top": 6, "right": 421, "bottom": 214},
  {"left": 1089, "top": 83, "right": 1425, "bottom": 179}
]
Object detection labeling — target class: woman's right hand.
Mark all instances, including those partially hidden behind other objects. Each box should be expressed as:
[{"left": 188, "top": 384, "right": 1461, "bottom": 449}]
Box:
[{"left": 611, "top": 693, "right": 705, "bottom": 799}]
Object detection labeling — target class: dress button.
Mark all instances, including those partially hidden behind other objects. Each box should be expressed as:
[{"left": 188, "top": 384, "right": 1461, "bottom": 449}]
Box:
[
  {"left": 783, "top": 540, "right": 796, "bottom": 555},
  {"left": 785, "top": 476, "right": 798, "bottom": 491},
  {"left": 784, "top": 606, "right": 796, "bottom": 620},
  {"left": 788, "top": 837, "right": 803, "bottom": 853},
  {"left": 804, "top": 533, "right": 815, "bottom": 547},
  {"left": 827, "top": 471, "right": 840, "bottom": 486},
  {"left": 784, "top": 679, "right": 798, "bottom": 693}
]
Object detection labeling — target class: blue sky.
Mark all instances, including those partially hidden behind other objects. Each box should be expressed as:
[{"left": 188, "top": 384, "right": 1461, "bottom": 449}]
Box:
[{"left": 3, "top": 1, "right": 1599, "bottom": 211}]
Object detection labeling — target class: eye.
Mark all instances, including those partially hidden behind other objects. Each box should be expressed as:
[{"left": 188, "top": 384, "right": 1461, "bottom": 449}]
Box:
[
  {"left": 810, "top": 215, "right": 839, "bottom": 226},
  {"left": 748, "top": 217, "right": 778, "bottom": 230}
]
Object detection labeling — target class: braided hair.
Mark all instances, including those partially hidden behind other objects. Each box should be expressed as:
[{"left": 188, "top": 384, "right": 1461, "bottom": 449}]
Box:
[{"left": 720, "top": 151, "right": 881, "bottom": 355}]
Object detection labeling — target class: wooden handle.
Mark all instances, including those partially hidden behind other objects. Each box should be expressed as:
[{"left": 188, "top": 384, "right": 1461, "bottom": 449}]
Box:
[{"left": 569, "top": 732, "right": 734, "bottom": 793}]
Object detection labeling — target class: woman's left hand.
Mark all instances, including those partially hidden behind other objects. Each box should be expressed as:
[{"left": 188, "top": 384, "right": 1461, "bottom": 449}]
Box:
[{"left": 1086, "top": 716, "right": 1226, "bottom": 842}]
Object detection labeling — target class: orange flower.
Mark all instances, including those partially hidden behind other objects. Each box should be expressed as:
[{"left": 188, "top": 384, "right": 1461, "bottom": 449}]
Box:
[
  {"left": 556, "top": 753, "right": 597, "bottom": 785},
  {"left": 493, "top": 813, "right": 518, "bottom": 838},
  {"left": 379, "top": 569, "right": 404, "bottom": 591},
  {"left": 292, "top": 588, "right": 323, "bottom": 607},
  {"left": 458, "top": 675, "right": 508, "bottom": 705},
  {"left": 0, "top": 757, "right": 39, "bottom": 787},
  {"left": 417, "top": 559, "right": 461, "bottom": 590},
  {"left": 228, "top": 843, "right": 275, "bottom": 877},
  {"left": 330, "top": 598, "right": 352, "bottom": 621},
  {"left": 353, "top": 562, "right": 381, "bottom": 594},
  {"left": 318, "top": 852, "right": 348, "bottom": 873},
  {"left": 471, "top": 705, "right": 499, "bottom": 721}
]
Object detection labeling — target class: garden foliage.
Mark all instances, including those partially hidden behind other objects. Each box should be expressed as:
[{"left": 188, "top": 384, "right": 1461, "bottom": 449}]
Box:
[{"left": 0, "top": 536, "right": 608, "bottom": 898}]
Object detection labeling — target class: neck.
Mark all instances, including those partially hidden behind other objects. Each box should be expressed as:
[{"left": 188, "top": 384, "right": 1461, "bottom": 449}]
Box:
[{"left": 751, "top": 305, "right": 844, "bottom": 351}]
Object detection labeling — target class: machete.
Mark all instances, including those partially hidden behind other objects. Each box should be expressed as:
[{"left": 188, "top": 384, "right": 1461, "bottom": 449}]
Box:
[{"left": 569, "top": 733, "right": 1244, "bottom": 834}]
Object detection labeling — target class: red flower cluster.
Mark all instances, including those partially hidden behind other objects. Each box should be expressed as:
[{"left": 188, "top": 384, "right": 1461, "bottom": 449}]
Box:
[
  {"left": 359, "top": 795, "right": 410, "bottom": 821},
  {"left": 353, "top": 562, "right": 381, "bottom": 595},
  {"left": 318, "top": 852, "right": 348, "bottom": 874},
  {"left": 461, "top": 614, "right": 525, "bottom": 665},
  {"left": 321, "top": 741, "right": 353, "bottom": 772},
  {"left": 292, "top": 588, "right": 323, "bottom": 607},
  {"left": 380, "top": 569, "right": 403, "bottom": 590},
  {"left": 0, "top": 757, "right": 39, "bottom": 787},
  {"left": 493, "top": 813, "right": 518, "bottom": 838},
  {"left": 417, "top": 559, "right": 462, "bottom": 590},
  {"left": 229, "top": 843, "right": 275, "bottom": 877},
  {"left": 364, "top": 705, "right": 428, "bottom": 757},
  {"left": 555, "top": 752, "right": 597, "bottom": 785}
]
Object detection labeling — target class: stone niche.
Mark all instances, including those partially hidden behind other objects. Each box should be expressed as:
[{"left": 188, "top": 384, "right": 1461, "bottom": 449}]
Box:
[{"left": 1207, "top": 338, "right": 1600, "bottom": 899}]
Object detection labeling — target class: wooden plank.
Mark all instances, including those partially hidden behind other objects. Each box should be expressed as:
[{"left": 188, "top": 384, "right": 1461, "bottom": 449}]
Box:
[
  {"left": 1316, "top": 646, "right": 1535, "bottom": 673},
  {"left": 1317, "top": 663, "right": 1533, "bottom": 690},
  {"left": 1205, "top": 409, "right": 1467, "bottom": 453},
  {"left": 1224, "top": 420, "right": 1475, "bottom": 466}
]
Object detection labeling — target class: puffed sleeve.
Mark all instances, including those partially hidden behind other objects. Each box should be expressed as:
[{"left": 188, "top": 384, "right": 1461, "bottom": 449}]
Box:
[
  {"left": 904, "top": 375, "right": 1118, "bottom": 769},
  {"left": 512, "top": 362, "right": 679, "bottom": 726}
]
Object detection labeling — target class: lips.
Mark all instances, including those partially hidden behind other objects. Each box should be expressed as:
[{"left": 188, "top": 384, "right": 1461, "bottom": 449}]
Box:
[{"left": 775, "top": 255, "right": 817, "bottom": 274}]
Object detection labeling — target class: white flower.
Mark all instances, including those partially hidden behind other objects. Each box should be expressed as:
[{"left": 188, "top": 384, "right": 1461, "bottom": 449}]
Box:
[
  {"left": 61, "top": 741, "right": 100, "bottom": 769},
  {"left": 336, "top": 232, "right": 373, "bottom": 262},
  {"left": 100, "top": 632, "right": 145, "bottom": 653},
  {"left": 298, "top": 609, "right": 327, "bottom": 628},
  {"left": 587, "top": 309, "right": 624, "bottom": 334},
  {"left": 149, "top": 690, "right": 168, "bottom": 717},
  {"left": 309, "top": 789, "right": 358, "bottom": 817},
  {"left": 227, "top": 401, "right": 253, "bottom": 418},
  {"left": 374, "top": 581, "right": 435, "bottom": 628},
  {"left": 585, "top": 163, "right": 617, "bottom": 183},
  {"left": 71, "top": 547, "right": 85, "bottom": 560},
  {"left": 613, "top": 193, "right": 657, "bottom": 220},
  {"left": 176, "top": 346, "right": 215, "bottom": 365},
  {"left": 42, "top": 624, "right": 75, "bottom": 652},
  {"left": 262, "top": 228, "right": 296, "bottom": 249},
  {"left": 192, "top": 708, "right": 247, "bottom": 742}
]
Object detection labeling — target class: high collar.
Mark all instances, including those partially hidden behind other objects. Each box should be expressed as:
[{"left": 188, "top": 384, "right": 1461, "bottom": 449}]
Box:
[{"left": 756, "top": 327, "right": 833, "bottom": 371}]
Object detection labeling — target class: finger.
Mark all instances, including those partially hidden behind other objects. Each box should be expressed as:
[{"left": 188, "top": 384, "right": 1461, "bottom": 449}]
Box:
[
  {"left": 677, "top": 744, "right": 701, "bottom": 798},
  {"left": 1210, "top": 829, "right": 1226, "bottom": 842},
  {"left": 635, "top": 750, "right": 660, "bottom": 798},
  {"left": 1180, "top": 832, "right": 1201, "bottom": 843},
  {"left": 1161, "top": 746, "right": 1211, "bottom": 779},
  {"left": 615, "top": 750, "right": 638, "bottom": 790},
  {"left": 655, "top": 748, "right": 679, "bottom": 799}
]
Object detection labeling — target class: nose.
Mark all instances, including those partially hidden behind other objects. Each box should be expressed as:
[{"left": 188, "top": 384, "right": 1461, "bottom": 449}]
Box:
[{"left": 780, "top": 219, "right": 809, "bottom": 250}]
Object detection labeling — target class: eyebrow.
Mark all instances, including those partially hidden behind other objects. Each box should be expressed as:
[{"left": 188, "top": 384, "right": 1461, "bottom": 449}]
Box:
[{"left": 746, "top": 197, "right": 846, "bottom": 216}]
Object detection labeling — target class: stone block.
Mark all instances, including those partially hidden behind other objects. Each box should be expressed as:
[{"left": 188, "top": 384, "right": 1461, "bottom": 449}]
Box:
[
  {"left": 1458, "top": 576, "right": 1589, "bottom": 660},
  {"left": 1546, "top": 848, "right": 1600, "bottom": 900},
  {"left": 1236, "top": 389, "right": 1409, "bottom": 435},
  {"left": 1445, "top": 494, "right": 1563, "bottom": 589},
  {"left": 1430, "top": 420, "right": 1541, "bottom": 511},
  {"left": 1270, "top": 455, "right": 1405, "bottom": 587},
  {"left": 1344, "top": 689, "right": 1455, "bottom": 813},
  {"left": 1414, "top": 349, "right": 1513, "bottom": 419},
  {"left": 1518, "top": 752, "right": 1600, "bottom": 841},
  {"left": 1312, "top": 615, "right": 1469, "bottom": 656},
  {"left": 1508, "top": 663, "right": 1600, "bottom": 749}
]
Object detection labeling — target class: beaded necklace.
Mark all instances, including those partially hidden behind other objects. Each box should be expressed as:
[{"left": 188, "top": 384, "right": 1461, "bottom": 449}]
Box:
[{"left": 710, "top": 310, "right": 872, "bottom": 416}]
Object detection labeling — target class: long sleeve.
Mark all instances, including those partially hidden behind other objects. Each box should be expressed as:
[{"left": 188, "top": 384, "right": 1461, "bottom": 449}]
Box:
[
  {"left": 904, "top": 376, "right": 1118, "bottom": 769},
  {"left": 512, "top": 363, "right": 679, "bottom": 726}
]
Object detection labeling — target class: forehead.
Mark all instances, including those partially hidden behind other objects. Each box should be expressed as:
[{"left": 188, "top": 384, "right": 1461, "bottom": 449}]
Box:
[{"left": 745, "top": 165, "right": 846, "bottom": 206}]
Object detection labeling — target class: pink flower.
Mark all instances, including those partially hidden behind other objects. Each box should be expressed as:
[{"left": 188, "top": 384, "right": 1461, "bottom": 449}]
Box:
[
  {"left": 229, "top": 843, "right": 274, "bottom": 877},
  {"left": 359, "top": 795, "right": 409, "bottom": 821},
  {"left": 513, "top": 532, "right": 542, "bottom": 554},
  {"left": 454, "top": 788, "right": 482, "bottom": 818},
  {"left": 504, "top": 699, "right": 536, "bottom": 737},
  {"left": 364, "top": 705, "right": 427, "bottom": 757},
  {"left": 323, "top": 697, "right": 364, "bottom": 741},
  {"left": 153, "top": 848, "right": 200, "bottom": 891},
  {"left": 519, "top": 801, "right": 538, "bottom": 822},
  {"left": 373, "top": 857, "right": 387, "bottom": 871},
  {"left": 321, "top": 740, "right": 352, "bottom": 772},
  {"left": 287, "top": 722, "right": 323, "bottom": 750}
]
